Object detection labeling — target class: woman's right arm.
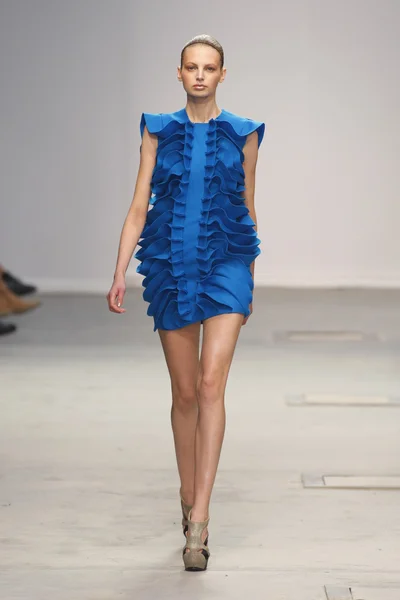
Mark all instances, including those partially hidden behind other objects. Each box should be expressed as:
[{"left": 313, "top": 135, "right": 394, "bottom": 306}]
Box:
[{"left": 107, "top": 125, "right": 157, "bottom": 313}]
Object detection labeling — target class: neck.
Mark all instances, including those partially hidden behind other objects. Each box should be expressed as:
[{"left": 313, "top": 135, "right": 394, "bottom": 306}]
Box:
[{"left": 185, "top": 100, "right": 221, "bottom": 123}]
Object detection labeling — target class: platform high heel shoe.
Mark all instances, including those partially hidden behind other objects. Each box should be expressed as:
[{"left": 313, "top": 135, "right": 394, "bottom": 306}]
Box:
[
  {"left": 180, "top": 491, "right": 192, "bottom": 538},
  {"left": 182, "top": 509, "right": 210, "bottom": 571}
]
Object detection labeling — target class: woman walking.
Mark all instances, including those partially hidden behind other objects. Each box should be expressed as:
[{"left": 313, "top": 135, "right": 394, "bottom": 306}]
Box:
[{"left": 107, "top": 34, "right": 265, "bottom": 571}]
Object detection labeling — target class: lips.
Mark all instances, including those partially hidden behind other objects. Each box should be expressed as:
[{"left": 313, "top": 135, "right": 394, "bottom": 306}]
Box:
[{"left": 194, "top": 85, "right": 205, "bottom": 89}]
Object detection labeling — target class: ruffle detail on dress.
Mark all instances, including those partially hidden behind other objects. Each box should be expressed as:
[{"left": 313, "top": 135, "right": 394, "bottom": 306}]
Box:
[
  {"left": 195, "top": 118, "right": 261, "bottom": 280},
  {"left": 215, "top": 110, "right": 265, "bottom": 148},
  {"left": 134, "top": 115, "right": 196, "bottom": 329},
  {"left": 169, "top": 121, "right": 194, "bottom": 321}
]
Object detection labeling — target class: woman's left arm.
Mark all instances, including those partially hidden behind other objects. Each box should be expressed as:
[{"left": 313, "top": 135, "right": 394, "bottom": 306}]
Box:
[{"left": 242, "top": 130, "right": 260, "bottom": 284}]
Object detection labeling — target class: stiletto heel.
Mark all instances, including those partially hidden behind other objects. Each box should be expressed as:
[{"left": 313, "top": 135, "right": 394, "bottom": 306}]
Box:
[
  {"left": 183, "top": 509, "right": 210, "bottom": 571},
  {"left": 180, "top": 491, "right": 192, "bottom": 538}
]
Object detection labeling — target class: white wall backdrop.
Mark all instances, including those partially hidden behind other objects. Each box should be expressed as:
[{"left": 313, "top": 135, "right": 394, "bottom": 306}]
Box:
[{"left": 1, "top": 0, "right": 399, "bottom": 291}]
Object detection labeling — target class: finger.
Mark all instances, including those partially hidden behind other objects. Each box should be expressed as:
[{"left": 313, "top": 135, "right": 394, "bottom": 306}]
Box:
[
  {"left": 109, "top": 292, "right": 125, "bottom": 313},
  {"left": 115, "top": 290, "right": 126, "bottom": 313},
  {"left": 116, "top": 291, "right": 125, "bottom": 308},
  {"left": 111, "top": 304, "right": 126, "bottom": 314}
]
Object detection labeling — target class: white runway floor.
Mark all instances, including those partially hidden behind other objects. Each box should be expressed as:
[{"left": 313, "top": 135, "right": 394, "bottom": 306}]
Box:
[{"left": 1, "top": 287, "right": 400, "bottom": 599}]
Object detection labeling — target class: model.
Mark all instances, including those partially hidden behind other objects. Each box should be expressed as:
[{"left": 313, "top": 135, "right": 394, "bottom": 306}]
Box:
[{"left": 107, "top": 33, "right": 265, "bottom": 571}]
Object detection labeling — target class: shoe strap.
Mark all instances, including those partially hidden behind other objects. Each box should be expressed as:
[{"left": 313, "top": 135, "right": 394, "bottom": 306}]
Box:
[{"left": 185, "top": 508, "right": 210, "bottom": 551}]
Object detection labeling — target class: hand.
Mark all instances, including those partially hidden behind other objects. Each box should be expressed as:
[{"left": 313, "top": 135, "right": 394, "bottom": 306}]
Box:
[
  {"left": 107, "top": 276, "right": 126, "bottom": 313},
  {"left": 242, "top": 302, "right": 253, "bottom": 325}
]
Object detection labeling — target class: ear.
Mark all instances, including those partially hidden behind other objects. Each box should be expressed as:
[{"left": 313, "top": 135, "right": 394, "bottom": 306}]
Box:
[{"left": 177, "top": 66, "right": 182, "bottom": 81}]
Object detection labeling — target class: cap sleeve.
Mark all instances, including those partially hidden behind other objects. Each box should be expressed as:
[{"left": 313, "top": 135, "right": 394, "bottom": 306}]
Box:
[
  {"left": 140, "top": 112, "right": 164, "bottom": 139},
  {"left": 241, "top": 119, "right": 265, "bottom": 148}
]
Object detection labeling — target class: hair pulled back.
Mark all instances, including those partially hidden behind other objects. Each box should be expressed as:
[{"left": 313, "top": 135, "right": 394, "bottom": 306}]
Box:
[{"left": 180, "top": 34, "right": 224, "bottom": 69}]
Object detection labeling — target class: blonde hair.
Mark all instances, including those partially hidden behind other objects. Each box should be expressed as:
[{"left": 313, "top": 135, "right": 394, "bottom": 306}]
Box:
[{"left": 180, "top": 34, "right": 224, "bottom": 69}]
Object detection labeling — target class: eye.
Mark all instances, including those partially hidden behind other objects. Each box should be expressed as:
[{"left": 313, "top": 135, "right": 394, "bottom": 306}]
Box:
[{"left": 207, "top": 67, "right": 216, "bottom": 71}]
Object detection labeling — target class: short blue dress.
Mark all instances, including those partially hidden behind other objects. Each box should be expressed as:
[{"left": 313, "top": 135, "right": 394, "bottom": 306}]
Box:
[{"left": 134, "top": 107, "right": 265, "bottom": 332}]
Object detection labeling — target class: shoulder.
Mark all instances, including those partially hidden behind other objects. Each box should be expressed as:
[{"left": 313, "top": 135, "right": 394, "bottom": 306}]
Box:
[
  {"left": 219, "top": 110, "right": 266, "bottom": 148},
  {"left": 139, "top": 109, "right": 186, "bottom": 138}
]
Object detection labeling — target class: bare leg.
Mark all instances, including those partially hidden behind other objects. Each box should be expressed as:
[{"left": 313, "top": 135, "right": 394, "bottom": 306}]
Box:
[
  {"left": 188, "top": 312, "right": 244, "bottom": 548},
  {"left": 158, "top": 322, "right": 201, "bottom": 506}
]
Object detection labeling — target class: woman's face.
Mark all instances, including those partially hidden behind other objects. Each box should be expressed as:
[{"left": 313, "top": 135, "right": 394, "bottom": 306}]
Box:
[{"left": 178, "top": 44, "right": 226, "bottom": 98}]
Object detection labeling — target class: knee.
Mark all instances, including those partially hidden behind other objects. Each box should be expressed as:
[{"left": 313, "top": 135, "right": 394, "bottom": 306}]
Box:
[
  {"left": 171, "top": 383, "right": 198, "bottom": 410},
  {"left": 197, "top": 371, "right": 224, "bottom": 407}
]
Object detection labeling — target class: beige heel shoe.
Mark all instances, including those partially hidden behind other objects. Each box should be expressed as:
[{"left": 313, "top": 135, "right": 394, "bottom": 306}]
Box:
[
  {"left": 0, "top": 279, "right": 40, "bottom": 316},
  {"left": 183, "top": 509, "right": 210, "bottom": 572},
  {"left": 180, "top": 491, "right": 192, "bottom": 538}
]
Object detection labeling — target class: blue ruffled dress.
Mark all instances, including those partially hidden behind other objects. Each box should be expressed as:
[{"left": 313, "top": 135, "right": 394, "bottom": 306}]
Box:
[{"left": 134, "top": 107, "right": 265, "bottom": 332}]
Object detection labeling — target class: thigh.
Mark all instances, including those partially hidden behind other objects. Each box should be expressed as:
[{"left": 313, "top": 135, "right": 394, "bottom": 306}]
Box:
[
  {"left": 199, "top": 313, "right": 244, "bottom": 391},
  {"left": 158, "top": 322, "right": 201, "bottom": 397}
]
